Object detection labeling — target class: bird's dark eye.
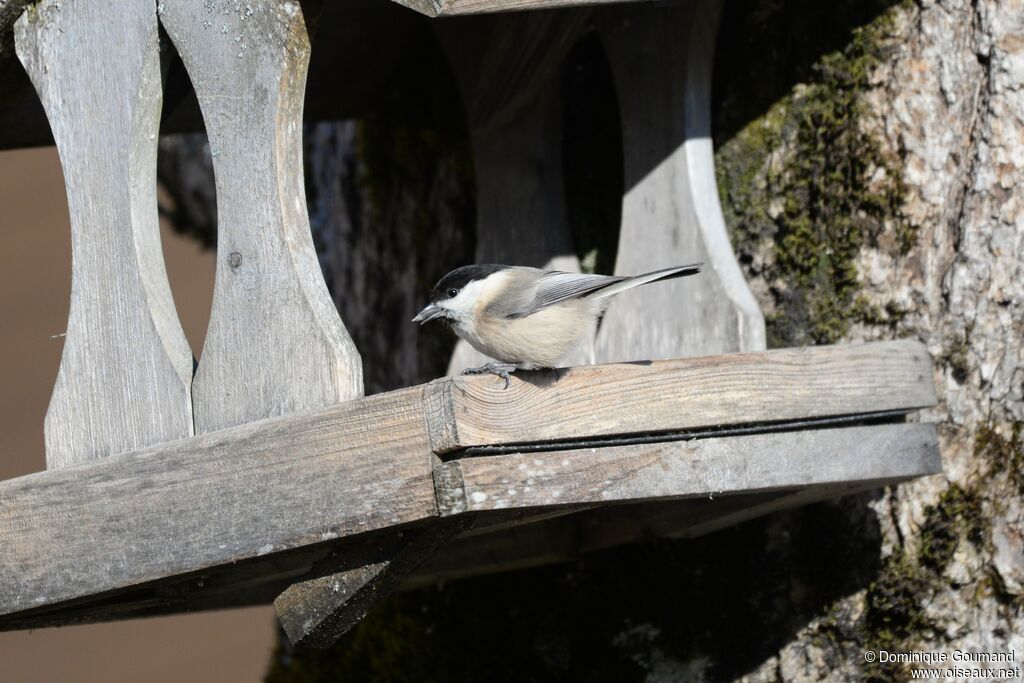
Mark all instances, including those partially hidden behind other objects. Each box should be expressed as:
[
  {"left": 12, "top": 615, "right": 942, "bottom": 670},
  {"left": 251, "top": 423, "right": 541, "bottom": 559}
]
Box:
[{"left": 446, "top": 288, "right": 459, "bottom": 298}]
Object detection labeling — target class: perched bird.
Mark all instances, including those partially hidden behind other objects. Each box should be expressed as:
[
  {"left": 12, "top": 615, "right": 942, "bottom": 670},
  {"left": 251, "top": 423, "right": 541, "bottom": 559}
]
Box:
[{"left": 412, "top": 263, "right": 702, "bottom": 386}]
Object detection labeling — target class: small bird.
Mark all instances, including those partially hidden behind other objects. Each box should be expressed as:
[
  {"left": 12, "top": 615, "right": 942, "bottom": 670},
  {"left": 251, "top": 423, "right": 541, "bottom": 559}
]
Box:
[{"left": 413, "top": 263, "right": 702, "bottom": 387}]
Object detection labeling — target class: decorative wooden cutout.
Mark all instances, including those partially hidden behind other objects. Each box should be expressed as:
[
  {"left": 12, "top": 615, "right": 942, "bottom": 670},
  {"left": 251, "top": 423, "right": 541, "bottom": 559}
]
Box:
[
  {"left": 159, "top": 0, "right": 363, "bottom": 433},
  {"left": 15, "top": 0, "right": 193, "bottom": 468},
  {"left": 594, "top": 0, "right": 765, "bottom": 362}
]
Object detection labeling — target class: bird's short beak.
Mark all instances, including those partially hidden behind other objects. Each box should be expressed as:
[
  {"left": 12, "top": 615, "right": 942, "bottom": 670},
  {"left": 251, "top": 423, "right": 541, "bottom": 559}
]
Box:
[{"left": 412, "top": 303, "right": 445, "bottom": 324}]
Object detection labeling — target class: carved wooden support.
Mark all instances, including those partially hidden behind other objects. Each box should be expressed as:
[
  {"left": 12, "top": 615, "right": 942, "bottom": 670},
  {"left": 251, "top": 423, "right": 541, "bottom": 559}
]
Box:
[
  {"left": 594, "top": 0, "right": 766, "bottom": 362},
  {"left": 159, "top": 0, "right": 363, "bottom": 433},
  {"left": 15, "top": 0, "right": 193, "bottom": 468}
]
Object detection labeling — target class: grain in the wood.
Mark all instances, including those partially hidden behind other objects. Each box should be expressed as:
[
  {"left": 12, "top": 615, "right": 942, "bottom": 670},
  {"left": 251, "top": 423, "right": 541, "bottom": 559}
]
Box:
[
  {"left": 437, "top": 423, "right": 940, "bottom": 512},
  {"left": 594, "top": 0, "right": 764, "bottom": 363},
  {"left": 15, "top": 0, "right": 194, "bottom": 467},
  {"left": 0, "top": 387, "right": 435, "bottom": 617},
  {"left": 426, "top": 340, "right": 936, "bottom": 452},
  {"left": 158, "top": 0, "right": 363, "bottom": 434}
]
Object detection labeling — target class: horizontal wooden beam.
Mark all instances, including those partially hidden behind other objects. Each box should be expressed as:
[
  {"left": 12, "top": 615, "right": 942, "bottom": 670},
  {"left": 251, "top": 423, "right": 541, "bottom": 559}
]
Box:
[
  {"left": 412, "top": 424, "right": 942, "bottom": 586},
  {"left": 424, "top": 340, "right": 935, "bottom": 453},
  {"left": 0, "top": 387, "right": 436, "bottom": 618},
  {"left": 437, "top": 423, "right": 939, "bottom": 514},
  {"left": 0, "top": 341, "right": 939, "bottom": 629}
]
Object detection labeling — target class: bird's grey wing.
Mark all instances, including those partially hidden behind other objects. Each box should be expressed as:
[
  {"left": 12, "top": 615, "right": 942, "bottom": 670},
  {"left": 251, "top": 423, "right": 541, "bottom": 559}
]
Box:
[{"left": 499, "top": 270, "right": 625, "bottom": 319}]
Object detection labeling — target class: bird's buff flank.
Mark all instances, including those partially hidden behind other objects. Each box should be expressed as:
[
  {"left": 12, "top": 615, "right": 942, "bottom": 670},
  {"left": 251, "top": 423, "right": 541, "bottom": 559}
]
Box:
[{"left": 413, "top": 264, "right": 702, "bottom": 387}]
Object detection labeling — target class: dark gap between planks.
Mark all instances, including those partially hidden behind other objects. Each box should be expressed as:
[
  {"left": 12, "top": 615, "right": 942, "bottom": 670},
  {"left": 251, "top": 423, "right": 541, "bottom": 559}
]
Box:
[{"left": 449, "top": 409, "right": 912, "bottom": 460}]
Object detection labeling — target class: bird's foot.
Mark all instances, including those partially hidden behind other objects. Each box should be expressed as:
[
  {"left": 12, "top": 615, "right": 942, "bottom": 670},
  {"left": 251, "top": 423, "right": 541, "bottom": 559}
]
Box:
[{"left": 462, "top": 362, "right": 519, "bottom": 389}]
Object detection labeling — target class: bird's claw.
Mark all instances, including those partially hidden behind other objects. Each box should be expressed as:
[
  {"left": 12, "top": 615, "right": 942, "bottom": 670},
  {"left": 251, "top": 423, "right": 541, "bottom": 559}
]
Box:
[{"left": 462, "top": 362, "right": 517, "bottom": 389}]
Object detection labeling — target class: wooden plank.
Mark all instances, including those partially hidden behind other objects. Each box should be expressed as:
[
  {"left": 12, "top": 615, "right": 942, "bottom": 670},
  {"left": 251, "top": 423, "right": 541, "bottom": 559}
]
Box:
[
  {"left": 425, "top": 340, "right": 936, "bottom": 453},
  {"left": 593, "top": 0, "right": 765, "bottom": 364},
  {"left": 0, "top": 527, "right": 412, "bottom": 631},
  {"left": 436, "top": 423, "right": 940, "bottom": 513},
  {"left": 0, "top": 342, "right": 939, "bottom": 628},
  {"left": 15, "top": 0, "right": 194, "bottom": 467},
  {"left": 159, "top": 0, "right": 363, "bottom": 434},
  {"left": 0, "top": 387, "right": 436, "bottom": 618}
]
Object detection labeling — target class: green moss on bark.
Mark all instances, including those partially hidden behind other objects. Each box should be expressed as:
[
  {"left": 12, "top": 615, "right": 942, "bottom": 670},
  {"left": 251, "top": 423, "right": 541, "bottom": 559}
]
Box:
[
  {"left": 862, "top": 484, "right": 988, "bottom": 682},
  {"left": 976, "top": 421, "right": 1024, "bottom": 497},
  {"left": 714, "top": 0, "right": 915, "bottom": 347}
]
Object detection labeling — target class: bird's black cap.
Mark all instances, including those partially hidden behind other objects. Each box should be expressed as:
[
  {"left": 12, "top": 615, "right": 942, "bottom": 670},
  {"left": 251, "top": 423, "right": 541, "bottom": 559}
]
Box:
[{"left": 430, "top": 264, "right": 509, "bottom": 302}]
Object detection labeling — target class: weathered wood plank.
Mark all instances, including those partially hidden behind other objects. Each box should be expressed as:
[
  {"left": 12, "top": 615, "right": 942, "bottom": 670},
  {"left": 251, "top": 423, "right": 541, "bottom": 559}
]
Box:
[
  {"left": 0, "top": 387, "right": 435, "bottom": 617},
  {"left": 15, "top": 0, "right": 194, "bottom": 467},
  {"left": 593, "top": 0, "right": 765, "bottom": 364},
  {"left": 425, "top": 340, "right": 935, "bottom": 453},
  {"left": 159, "top": 0, "right": 363, "bottom": 434},
  {"left": 436, "top": 423, "right": 939, "bottom": 513},
  {"left": 0, "top": 526, "right": 411, "bottom": 631},
  {"left": 0, "top": 342, "right": 940, "bottom": 627}
]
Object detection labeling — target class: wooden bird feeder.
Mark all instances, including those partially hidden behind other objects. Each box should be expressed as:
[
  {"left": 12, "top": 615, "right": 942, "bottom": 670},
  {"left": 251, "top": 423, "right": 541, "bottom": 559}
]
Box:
[{"left": 0, "top": 0, "right": 941, "bottom": 648}]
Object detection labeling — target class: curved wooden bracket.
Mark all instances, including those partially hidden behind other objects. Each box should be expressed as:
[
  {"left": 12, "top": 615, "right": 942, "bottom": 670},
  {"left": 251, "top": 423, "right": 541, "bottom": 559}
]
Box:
[
  {"left": 594, "top": 0, "right": 765, "bottom": 362},
  {"left": 159, "top": 0, "right": 363, "bottom": 432},
  {"left": 15, "top": 0, "right": 193, "bottom": 468}
]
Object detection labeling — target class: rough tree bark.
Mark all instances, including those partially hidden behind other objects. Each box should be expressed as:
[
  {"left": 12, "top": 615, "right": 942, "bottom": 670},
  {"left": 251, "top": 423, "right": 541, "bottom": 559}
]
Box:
[{"left": 157, "top": 0, "right": 1022, "bottom": 680}]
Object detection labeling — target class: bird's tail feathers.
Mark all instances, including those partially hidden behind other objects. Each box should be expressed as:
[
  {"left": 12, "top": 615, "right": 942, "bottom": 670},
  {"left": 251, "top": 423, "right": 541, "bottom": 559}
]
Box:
[{"left": 589, "top": 263, "right": 703, "bottom": 300}]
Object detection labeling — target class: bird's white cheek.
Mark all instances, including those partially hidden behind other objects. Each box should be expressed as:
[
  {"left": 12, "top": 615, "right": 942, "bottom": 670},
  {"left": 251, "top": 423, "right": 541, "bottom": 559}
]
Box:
[
  {"left": 446, "top": 280, "right": 489, "bottom": 320},
  {"left": 440, "top": 299, "right": 471, "bottom": 323}
]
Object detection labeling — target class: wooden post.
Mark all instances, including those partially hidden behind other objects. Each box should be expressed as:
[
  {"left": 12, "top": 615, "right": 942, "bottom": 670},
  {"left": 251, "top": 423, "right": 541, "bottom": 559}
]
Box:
[
  {"left": 15, "top": 0, "right": 194, "bottom": 468},
  {"left": 594, "top": 0, "right": 766, "bottom": 362},
  {"left": 159, "top": 0, "right": 363, "bottom": 433}
]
